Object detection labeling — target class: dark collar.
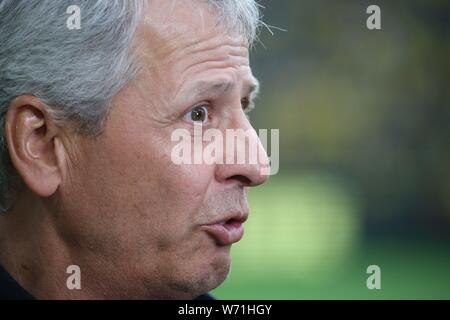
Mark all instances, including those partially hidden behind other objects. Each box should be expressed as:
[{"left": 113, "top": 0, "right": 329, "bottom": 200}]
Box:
[
  {"left": 0, "top": 264, "right": 214, "bottom": 300},
  {"left": 0, "top": 264, "right": 35, "bottom": 300}
]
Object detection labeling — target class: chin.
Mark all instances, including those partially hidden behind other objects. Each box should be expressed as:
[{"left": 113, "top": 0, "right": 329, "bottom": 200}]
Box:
[
  {"left": 205, "top": 246, "right": 232, "bottom": 288},
  {"left": 169, "top": 246, "right": 233, "bottom": 299}
]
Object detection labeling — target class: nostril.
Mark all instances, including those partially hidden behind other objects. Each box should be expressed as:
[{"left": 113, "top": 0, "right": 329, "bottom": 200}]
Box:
[{"left": 227, "top": 175, "right": 251, "bottom": 186}]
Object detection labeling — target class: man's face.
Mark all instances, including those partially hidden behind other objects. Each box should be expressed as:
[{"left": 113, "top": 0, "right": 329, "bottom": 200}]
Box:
[{"left": 57, "top": 0, "right": 268, "bottom": 298}]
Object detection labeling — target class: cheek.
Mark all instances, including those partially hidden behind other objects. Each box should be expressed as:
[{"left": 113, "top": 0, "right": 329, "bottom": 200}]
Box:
[
  {"left": 104, "top": 129, "right": 215, "bottom": 244},
  {"left": 150, "top": 161, "right": 215, "bottom": 235},
  {"left": 64, "top": 106, "right": 218, "bottom": 257}
]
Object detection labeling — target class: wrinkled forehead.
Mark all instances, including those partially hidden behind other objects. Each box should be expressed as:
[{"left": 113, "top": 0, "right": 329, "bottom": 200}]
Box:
[
  {"left": 132, "top": 0, "right": 251, "bottom": 84},
  {"left": 140, "top": 0, "right": 249, "bottom": 49}
]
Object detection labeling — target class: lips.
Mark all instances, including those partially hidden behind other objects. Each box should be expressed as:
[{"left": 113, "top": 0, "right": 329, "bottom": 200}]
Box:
[{"left": 200, "top": 213, "right": 248, "bottom": 246}]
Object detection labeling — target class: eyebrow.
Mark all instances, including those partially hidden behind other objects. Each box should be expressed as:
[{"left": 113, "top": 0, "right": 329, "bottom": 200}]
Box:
[
  {"left": 248, "top": 79, "right": 260, "bottom": 99},
  {"left": 184, "top": 78, "right": 260, "bottom": 102}
]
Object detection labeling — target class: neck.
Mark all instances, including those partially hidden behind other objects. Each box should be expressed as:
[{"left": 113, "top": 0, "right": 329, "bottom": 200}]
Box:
[
  {"left": 0, "top": 191, "right": 189, "bottom": 300},
  {"left": 0, "top": 191, "right": 94, "bottom": 299}
]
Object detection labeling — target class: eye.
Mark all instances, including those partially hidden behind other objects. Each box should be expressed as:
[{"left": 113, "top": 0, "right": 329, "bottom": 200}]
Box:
[
  {"left": 184, "top": 105, "right": 210, "bottom": 123},
  {"left": 241, "top": 97, "right": 254, "bottom": 113}
]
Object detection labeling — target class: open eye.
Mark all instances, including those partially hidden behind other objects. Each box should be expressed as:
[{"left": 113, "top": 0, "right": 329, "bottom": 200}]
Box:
[
  {"left": 241, "top": 97, "right": 254, "bottom": 113},
  {"left": 184, "top": 105, "right": 209, "bottom": 124}
]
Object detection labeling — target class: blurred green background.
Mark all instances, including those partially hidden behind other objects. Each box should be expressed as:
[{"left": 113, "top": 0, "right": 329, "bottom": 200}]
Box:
[{"left": 212, "top": 0, "right": 450, "bottom": 299}]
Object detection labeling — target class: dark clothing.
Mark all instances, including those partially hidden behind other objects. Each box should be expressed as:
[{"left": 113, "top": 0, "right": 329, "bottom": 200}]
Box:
[
  {"left": 0, "top": 264, "right": 214, "bottom": 300},
  {"left": 0, "top": 264, "right": 34, "bottom": 300}
]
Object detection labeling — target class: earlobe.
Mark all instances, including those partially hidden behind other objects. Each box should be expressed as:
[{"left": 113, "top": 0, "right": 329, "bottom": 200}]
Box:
[{"left": 5, "top": 95, "right": 62, "bottom": 198}]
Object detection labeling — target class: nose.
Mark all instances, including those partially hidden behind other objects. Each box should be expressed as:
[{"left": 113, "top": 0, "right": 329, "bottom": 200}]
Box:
[{"left": 215, "top": 111, "right": 270, "bottom": 187}]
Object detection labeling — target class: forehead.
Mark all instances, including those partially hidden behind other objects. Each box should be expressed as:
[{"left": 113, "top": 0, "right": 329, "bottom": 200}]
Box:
[
  {"left": 142, "top": 0, "right": 244, "bottom": 43},
  {"left": 133, "top": 0, "right": 255, "bottom": 95},
  {"left": 135, "top": 0, "right": 250, "bottom": 65}
]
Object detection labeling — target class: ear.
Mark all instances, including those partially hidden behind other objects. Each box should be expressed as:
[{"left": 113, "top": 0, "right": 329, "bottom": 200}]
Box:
[{"left": 5, "top": 95, "right": 63, "bottom": 198}]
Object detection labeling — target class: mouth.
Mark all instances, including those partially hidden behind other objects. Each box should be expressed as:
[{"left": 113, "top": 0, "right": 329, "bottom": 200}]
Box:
[{"left": 200, "top": 212, "right": 248, "bottom": 246}]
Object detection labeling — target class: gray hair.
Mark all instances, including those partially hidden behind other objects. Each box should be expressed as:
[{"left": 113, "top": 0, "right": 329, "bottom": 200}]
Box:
[{"left": 0, "top": 0, "right": 262, "bottom": 213}]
